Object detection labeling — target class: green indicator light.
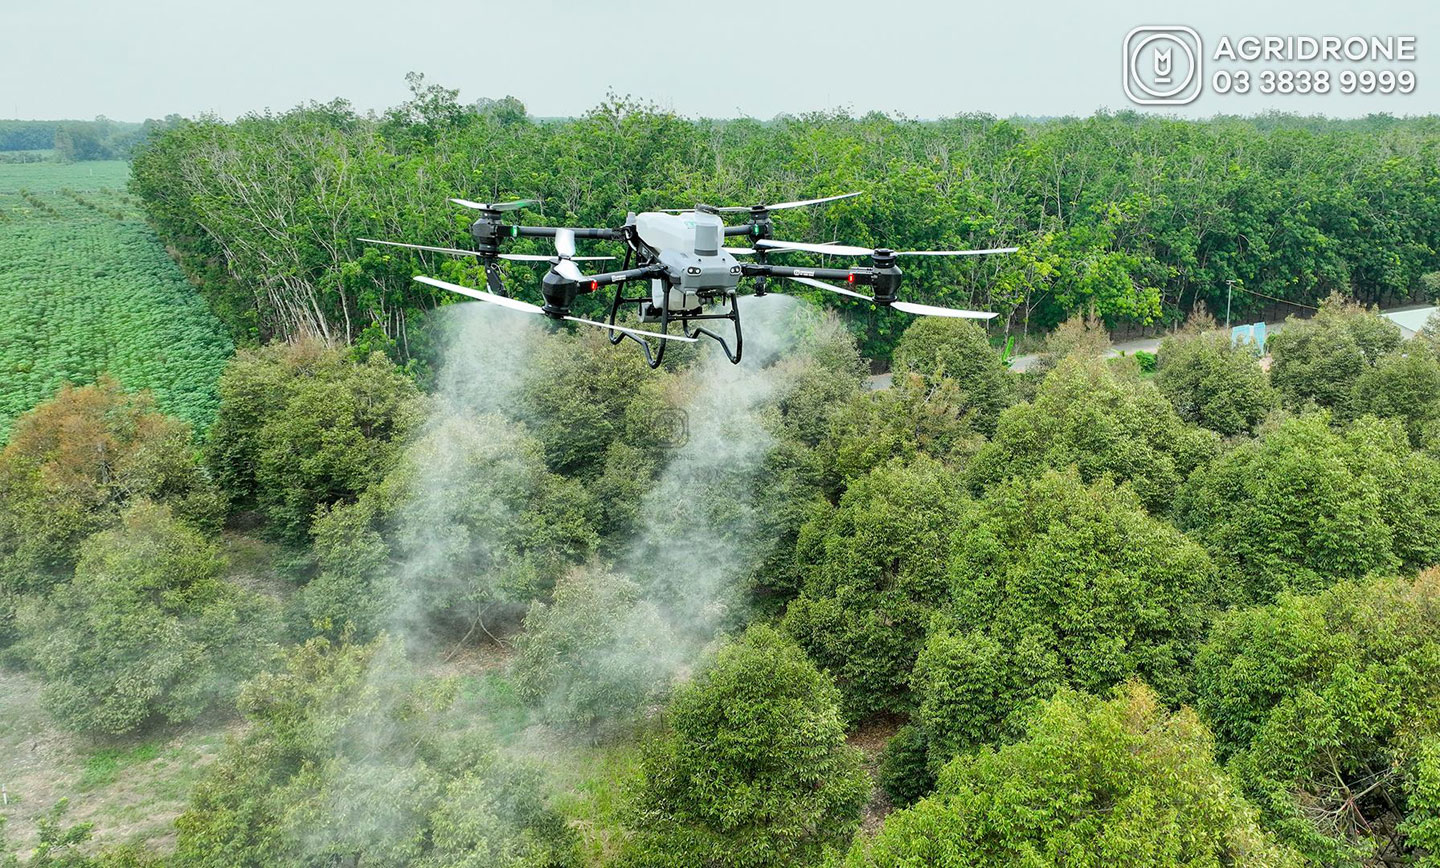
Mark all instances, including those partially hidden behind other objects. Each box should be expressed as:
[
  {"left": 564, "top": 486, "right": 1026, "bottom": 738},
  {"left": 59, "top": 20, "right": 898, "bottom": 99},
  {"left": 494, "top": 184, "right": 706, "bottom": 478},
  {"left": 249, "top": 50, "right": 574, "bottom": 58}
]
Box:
[
  {"left": 511, "top": 225, "right": 519, "bottom": 237},
  {"left": 752, "top": 225, "right": 760, "bottom": 236}
]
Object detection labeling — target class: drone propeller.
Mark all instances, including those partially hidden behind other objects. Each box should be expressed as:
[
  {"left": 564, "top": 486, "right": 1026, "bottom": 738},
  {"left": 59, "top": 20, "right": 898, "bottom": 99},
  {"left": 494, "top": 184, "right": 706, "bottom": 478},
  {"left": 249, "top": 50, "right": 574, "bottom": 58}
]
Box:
[
  {"left": 550, "top": 228, "right": 587, "bottom": 282},
  {"left": 723, "top": 191, "right": 863, "bottom": 213},
  {"left": 357, "top": 238, "right": 614, "bottom": 262},
  {"left": 449, "top": 198, "right": 536, "bottom": 212},
  {"left": 779, "top": 277, "right": 996, "bottom": 319},
  {"left": 414, "top": 276, "right": 698, "bottom": 342},
  {"left": 757, "top": 239, "right": 1019, "bottom": 258},
  {"left": 660, "top": 191, "right": 863, "bottom": 214},
  {"left": 890, "top": 301, "right": 998, "bottom": 320},
  {"left": 783, "top": 275, "right": 873, "bottom": 300}
]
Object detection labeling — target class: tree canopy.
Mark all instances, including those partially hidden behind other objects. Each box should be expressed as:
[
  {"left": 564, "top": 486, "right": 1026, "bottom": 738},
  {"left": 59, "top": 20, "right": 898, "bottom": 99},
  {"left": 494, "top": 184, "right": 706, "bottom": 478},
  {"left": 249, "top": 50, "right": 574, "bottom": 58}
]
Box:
[
  {"left": 623, "top": 625, "right": 868, "bottom": 868},
  {"left": 843, "top": 682, "right": 1300, "bottom": 867}
]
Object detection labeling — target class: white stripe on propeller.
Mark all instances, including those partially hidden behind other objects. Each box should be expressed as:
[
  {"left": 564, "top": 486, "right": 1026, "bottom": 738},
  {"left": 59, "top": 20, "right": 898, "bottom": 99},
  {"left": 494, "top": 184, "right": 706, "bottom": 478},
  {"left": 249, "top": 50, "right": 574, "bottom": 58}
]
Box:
[
  {"left": 562, "top": 317, "right": 698, "bottom": 343},
  {"left": 890, "top": 301, "right": 997, "bottom": 319},
  {"left": 448, "top": 198, "right": 535, "bottom": 212},
  {"left": 414, "top": 275, "right": 545, "bottom": 313},
  {"left": 413, "top": 276, "right": 696, "bottom": 342},
  {"left": 783, "top": 276, "right": 873, "bottom": 300}
]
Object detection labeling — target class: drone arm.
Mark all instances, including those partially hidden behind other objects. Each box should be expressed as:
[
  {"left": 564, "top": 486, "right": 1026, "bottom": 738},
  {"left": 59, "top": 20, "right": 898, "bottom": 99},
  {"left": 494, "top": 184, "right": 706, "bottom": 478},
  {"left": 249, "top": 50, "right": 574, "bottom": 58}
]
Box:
[
  {"left": 724, "top": 224, "right": 762, "bottom": 237},
  {"left": 741, "top": 263, "right": 875, "bottom": 285},
  {"left": 575, "top": 262, "right": 667, "bottom": 290},
  {"left": 511, "top": 225, "right": 626, "bottom": 242}
]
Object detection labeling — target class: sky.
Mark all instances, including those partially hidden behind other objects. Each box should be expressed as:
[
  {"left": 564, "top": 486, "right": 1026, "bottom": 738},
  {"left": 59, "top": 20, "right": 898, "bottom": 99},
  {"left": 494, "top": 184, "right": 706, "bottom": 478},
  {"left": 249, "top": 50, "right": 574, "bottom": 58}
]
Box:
[{"left": 2, "top": 0, "right": 1438, "bottom": 122}]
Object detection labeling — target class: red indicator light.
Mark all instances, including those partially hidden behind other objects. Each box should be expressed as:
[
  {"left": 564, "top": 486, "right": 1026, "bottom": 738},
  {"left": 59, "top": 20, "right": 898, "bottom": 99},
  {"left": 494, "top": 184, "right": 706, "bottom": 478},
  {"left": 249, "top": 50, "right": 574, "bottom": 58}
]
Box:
[
  {"left": 847, "top": 273, "right": 856, "bottom": 283},
  {"left": 590, "top": 280, "right": 599, "bottom": 291}
]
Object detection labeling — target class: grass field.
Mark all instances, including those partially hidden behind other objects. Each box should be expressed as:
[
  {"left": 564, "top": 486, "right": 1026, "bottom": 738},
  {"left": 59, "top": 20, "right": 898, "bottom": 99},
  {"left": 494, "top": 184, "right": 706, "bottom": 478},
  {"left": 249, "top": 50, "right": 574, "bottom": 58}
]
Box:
[{"left": 0, "top": 160, "right": 232, "bottom": 441}]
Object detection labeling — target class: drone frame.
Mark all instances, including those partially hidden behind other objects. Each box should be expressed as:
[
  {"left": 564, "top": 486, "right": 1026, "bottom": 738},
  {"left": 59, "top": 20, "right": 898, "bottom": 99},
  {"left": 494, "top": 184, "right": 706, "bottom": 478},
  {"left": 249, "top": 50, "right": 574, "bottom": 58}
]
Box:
[{"left": 399, "top": 196, "right": 1006, "bottom": 369}]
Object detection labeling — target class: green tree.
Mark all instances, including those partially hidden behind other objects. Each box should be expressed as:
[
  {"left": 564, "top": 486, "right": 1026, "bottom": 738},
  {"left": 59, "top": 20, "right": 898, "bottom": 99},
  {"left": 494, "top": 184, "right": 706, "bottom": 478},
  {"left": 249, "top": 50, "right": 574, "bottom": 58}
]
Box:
[
  {"left": 1155, "top": 326, "right": 1276, "bottom": 436},
  {"left": 204, "top": 340, "right": 423, "bottom": 543},
  {"left": 623, "top": 625, "right": 868, "bottom": 868},
  {"left": 299, "top": 411, "right": 598, "bottom": 641},
  {"left": 968, "top": 357, "right": 1217, "bottom": 512},
  {"left": 17, "top": 502, "right": 278, "bottom": 735},
  {"left": 915, "top": 470, "right": 1216, "bottom": 767},
  {"left": 1405, "top": 738, "right": 1440, "bottom": 866},
  {"left": 890, "top": 317, "right": 1015, "bottom": 435},
  {"left": 1267, "top": 294, "right": 1402, "bottom": 414},
  {"left": 1351, "top": 345, "right": 1440, "bottom": 445},
  {"left": 877, "top": 724, "right": 935, "bottom": 809},
  {"left": 843, "top": 683, "right": 1299, "bottom": 868},
  {"left": 1194, "top": 572, "right": 1440, "bottom": 864},
  {"left": 511, "top": 569, "right": 676, "bottom": 735},
  {"left": 175, "top": 636, "right": 579, "bottom": 867},
  {"left": 782, "top": 456, "right": 970, "bottom": 720},
  {"left": 1177, "top": 413, "right": 1440, "bottom": 604}
]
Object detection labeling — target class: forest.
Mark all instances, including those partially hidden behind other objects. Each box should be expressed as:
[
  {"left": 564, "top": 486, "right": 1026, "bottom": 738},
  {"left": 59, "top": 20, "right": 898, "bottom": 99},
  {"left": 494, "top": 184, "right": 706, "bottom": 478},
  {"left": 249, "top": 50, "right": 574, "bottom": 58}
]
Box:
[
  {"left": 3, "top": 80, "right": 1440, "bottom": 866},
  {"left": 0, "top": 119, "right": 157, "bottom": 164},
  {"left": 127, "top": 77, "right": 1440, "bottom": 362}
]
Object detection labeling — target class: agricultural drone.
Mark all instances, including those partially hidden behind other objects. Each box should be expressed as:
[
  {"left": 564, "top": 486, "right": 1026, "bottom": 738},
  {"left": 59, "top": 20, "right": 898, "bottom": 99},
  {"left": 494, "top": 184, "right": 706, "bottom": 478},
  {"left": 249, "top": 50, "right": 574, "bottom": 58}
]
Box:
[{"left": 360, "top": 193, "right": 1017, "bottom": 367}]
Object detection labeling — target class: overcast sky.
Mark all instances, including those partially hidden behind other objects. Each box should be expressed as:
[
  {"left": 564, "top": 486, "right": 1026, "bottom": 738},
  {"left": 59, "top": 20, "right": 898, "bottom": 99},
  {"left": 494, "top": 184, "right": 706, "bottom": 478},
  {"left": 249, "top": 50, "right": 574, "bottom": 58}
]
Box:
[{"left": 3, "top": 0, "right": 1438, "bottom": 121}]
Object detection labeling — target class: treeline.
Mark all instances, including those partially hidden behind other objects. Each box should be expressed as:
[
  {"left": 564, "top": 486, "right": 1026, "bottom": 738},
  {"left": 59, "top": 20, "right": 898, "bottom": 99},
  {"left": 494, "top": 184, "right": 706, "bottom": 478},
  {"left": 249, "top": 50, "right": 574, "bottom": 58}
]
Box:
[
  {"left": 0, "top": 117, "right": 163, "bottom": 163},
  {"left": 128, "top": 75, "right": 1440, "bottom": 359}
]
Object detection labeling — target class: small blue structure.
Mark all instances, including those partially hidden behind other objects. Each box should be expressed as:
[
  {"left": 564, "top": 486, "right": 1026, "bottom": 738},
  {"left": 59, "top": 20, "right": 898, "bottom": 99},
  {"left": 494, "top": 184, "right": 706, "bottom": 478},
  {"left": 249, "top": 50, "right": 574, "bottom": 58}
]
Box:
[{"left": 1230, "top": 322, "right": 1267, "bottom": 352}]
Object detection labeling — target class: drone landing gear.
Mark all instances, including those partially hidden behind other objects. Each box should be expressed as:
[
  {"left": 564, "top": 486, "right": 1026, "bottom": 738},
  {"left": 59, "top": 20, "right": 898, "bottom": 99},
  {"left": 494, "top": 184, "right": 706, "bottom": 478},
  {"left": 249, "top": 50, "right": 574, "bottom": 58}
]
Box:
[{"left": 606, "top": 287, "right": 743, "bottom": 369}]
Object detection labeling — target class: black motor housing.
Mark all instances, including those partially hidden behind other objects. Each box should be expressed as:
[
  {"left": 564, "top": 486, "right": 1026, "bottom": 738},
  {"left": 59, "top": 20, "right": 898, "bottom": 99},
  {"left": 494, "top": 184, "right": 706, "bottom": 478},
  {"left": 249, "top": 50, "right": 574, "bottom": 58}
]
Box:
[{"left": 540, "top": 268, "right": 579, "bottom": 317}]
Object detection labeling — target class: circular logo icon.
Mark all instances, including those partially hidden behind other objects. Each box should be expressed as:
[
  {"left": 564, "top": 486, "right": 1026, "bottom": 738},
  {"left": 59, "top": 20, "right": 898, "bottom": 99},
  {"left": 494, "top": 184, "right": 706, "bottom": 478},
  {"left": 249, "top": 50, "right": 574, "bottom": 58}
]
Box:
[{"left": 1124, "top": 27, "right": 1204, "bottom": 106}]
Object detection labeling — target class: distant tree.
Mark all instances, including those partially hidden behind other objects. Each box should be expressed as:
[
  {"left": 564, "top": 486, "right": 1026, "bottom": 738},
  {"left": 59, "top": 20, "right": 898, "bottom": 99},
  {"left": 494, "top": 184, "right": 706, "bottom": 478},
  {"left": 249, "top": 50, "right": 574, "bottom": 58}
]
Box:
[
  {"left": 511, "top": 569, "right": 676, "bottom": 734},
  {"left": 967, "top": 357, "right": 1217, "bottom": 513},
  {"left": 175, "top": 636, "right": 579, "bottom": 867},
  {"left": 1177, "top": 413, "right": 1440, "bottom": 604},
  {"left": 890, "top": 318, "right": 1014, "bottom": 435},
  {"left": 0, "top": 379, "right": 222, "bottom": 599},
  {"left": 782, "top": 456, "right": 970, "bottom": 720},
  {"left": 1195, "top": 572, "right": 1440, "bottom": 864},
  {"left": 1267, "top": 294, "right": 1402, "bottom": 414},
  {"left": 204, "top": 341, "right": 423, "bottom": 543},
  {"left": 1026, "top": 312, "right": 1112, "bottom": 380},
  {"left": 16, "top": 502, "right": 278, "bottom": 735},
  {"left": 1155, "top": 327, "right": 1276, "bottom": 436},
  {"left": 1351, "top": 345, "right": 1440, "bottom": 445},
  {"left": 915, "top": 470, "right": 1216, "bottom": 767},
  {"left": 299, "top": 410, "right": 598, "bottom": 642},
  {"left": 622, "top": 626, "right": 868, "bottom": 868},
  {"left": 843, "top": 682, "right": 1300, "bottom": 867},
  {"left": 877, "top": 724, "right": 935, "bottom": 809},
  {"left": 476, "top": 95, "right": 528, "bottom": 125}
]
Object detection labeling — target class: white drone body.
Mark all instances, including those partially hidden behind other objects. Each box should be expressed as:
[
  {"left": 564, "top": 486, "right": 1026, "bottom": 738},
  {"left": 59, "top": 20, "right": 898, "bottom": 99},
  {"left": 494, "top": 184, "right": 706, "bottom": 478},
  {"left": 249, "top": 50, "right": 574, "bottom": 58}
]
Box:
[{"left": 633, "top": 210, "right": 743, "bottom": 319}]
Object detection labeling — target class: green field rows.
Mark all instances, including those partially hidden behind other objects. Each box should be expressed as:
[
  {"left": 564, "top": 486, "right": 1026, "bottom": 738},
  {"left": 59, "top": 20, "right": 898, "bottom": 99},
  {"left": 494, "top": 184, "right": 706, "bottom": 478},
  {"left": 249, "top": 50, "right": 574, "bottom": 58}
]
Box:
[{"left": 0, "top": 161, "right": 232, "bottom": 441}]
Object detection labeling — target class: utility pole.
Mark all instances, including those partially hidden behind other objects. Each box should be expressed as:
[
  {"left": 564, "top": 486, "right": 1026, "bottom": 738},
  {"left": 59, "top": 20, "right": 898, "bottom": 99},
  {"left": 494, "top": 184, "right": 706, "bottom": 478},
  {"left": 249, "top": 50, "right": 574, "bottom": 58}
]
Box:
[{"left": 1225, "top": 279, "right": 1236, "bottom": 329}]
